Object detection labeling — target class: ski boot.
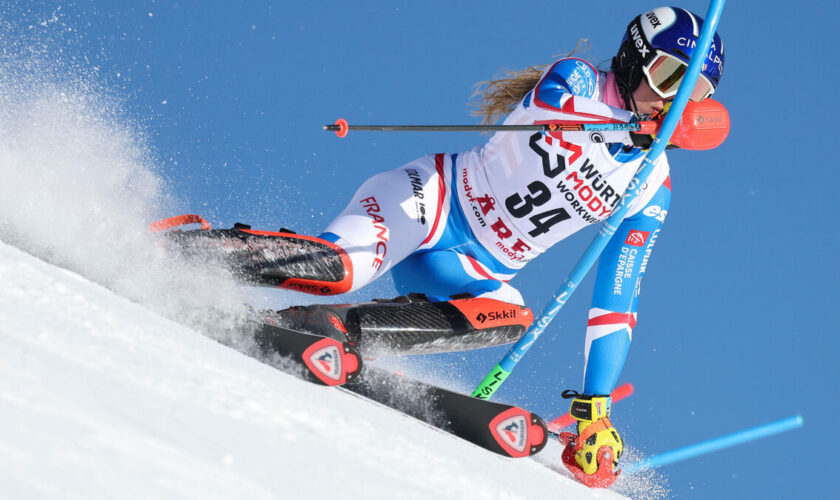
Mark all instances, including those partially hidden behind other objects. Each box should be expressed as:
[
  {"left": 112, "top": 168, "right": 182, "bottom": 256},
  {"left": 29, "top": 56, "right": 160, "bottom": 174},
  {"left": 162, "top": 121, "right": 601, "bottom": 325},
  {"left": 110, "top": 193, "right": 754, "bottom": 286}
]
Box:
[
  {"left": 150, "top": 214, "right": 352, "bottom": 295},
  {"left": 259, "top": 292, "right": 533, "bottom": 356},
  {"left": 557, "top": 391, "right": 623, "bottom": 488}
]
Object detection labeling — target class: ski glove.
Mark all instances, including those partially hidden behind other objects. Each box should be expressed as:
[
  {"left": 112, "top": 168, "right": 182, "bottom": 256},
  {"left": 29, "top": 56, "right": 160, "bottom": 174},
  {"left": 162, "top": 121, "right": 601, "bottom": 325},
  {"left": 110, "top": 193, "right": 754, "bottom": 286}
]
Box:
[
  {"left": 564, "top": 391, "right": 624, "bottom": 475},
  {"left": 630, "top": 131, "right": 654, "bottom": 149}
]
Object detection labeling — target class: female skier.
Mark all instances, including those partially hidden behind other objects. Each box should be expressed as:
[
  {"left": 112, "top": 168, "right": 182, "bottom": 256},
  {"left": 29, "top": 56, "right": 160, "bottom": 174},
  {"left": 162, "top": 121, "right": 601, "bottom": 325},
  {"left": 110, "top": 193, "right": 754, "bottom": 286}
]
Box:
[{"left": 160, "top": 6, "right": 725, "bottom": 485}]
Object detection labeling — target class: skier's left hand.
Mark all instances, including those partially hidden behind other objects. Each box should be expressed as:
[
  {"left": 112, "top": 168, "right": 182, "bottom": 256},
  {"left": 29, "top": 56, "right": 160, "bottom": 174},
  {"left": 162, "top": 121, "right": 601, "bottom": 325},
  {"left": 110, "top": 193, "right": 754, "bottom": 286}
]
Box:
[
  {"left": 630, "top": 99, "right": 730, "bottom": 151},
  {"left": 630, "top": 130, "right": 654, "bottom": 149}
]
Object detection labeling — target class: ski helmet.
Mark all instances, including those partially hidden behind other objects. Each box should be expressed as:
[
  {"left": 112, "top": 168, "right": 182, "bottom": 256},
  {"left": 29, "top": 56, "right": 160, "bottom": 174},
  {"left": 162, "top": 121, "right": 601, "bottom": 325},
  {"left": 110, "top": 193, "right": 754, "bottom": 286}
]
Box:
[{"left": 612, "top": 6, "right": 724, "bottom": 104}]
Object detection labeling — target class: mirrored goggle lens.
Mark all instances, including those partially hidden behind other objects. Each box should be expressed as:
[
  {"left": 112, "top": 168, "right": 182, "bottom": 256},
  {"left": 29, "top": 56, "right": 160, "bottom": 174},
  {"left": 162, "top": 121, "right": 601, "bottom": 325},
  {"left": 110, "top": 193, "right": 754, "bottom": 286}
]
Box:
[{"left": 645, "top": 53, "right": 714, "bottom": 102}]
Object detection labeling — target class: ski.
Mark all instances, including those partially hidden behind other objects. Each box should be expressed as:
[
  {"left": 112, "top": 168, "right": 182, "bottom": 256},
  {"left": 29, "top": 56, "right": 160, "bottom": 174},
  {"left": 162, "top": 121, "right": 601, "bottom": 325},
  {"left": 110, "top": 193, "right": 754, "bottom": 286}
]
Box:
[
  {"left": 153, "top": 217, "right": 548, "bottom": 457},
  {"left": 256, "top": 322, "right": 548, "bottom": 458},
  {"left": 254, "top": 322, "right": 362, "bottom": 386},
  {"left": 150, "top": 214, "right": 352, "bottom": 294},
  {"left": 345, "top": 366, "right": 548, "bottom": 458}
]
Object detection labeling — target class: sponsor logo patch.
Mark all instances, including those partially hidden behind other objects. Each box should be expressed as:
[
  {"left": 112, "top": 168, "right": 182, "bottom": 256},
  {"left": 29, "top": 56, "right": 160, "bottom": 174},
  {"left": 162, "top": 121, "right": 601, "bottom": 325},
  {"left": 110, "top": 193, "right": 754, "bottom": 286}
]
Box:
[
  {"left": 625, "top": 230, "right": 650, "bottom": 247},
  {"left": 404, "top": 168, "right": 427, "bottom": 224},
  {"left": 476, "top": 310, "right": 518, "bottom": 324},
  {"left": 645, "top": 10, "right": 662, "bottom": 28},
  {"left": 495, "top": 414, "right": 528, "bottom": 453},
  {"left": 307, "top": 344, "right": 342, "bottom": 381},
  {"left": 360, "top": 196, "right": 388, "bottom": 269},
  {"left": 630, "top": 22, "right": 650, "bottom": 58}
]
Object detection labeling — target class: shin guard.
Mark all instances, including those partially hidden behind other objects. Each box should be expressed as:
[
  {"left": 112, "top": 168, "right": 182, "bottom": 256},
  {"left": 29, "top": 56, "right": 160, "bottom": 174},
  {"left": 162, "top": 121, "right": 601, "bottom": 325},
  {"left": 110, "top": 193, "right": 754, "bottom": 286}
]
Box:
[
  {"left": 266, "top": 293, "right": 533, "bottom": 356},
  {"left": 151, "top": 215, "right": 352, "bottom": 295}
]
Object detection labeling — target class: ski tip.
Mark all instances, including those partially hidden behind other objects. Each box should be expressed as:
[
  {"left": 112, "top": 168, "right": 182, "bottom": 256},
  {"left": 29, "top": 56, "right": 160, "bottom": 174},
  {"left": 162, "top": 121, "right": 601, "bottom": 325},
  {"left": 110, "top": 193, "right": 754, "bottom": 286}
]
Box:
[
  {"left": 148, "top": 214, "right": 212, "bottom": 233},
  {"left": 529, "top": 414, "right": 548, "bottom": 455},
  {"left": 342, "top": 344, "right": 361, "bottom": 376}
]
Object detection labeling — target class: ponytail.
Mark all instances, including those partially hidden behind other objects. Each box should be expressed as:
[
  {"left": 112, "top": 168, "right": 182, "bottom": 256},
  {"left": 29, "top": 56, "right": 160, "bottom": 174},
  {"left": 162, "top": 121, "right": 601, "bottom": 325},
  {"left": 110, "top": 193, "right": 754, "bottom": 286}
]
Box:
[{"left": 470, "top": 40, "right": 592, "bottom": 125}]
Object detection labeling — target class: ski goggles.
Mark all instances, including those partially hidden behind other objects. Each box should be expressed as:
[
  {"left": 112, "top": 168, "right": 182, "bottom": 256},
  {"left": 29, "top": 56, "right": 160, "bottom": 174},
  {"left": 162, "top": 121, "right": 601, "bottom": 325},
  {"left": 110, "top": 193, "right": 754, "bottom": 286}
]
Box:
[{"left": 642, "top": 51, "right": 715, "bottom": 102}]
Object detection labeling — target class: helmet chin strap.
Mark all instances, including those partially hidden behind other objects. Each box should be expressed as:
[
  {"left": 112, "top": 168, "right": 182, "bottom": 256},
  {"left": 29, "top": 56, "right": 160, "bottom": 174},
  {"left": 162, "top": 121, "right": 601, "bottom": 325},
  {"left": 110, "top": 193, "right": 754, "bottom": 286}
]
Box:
[
  {"left": 611, "top": 56, "right": 657, "bottom": 151},
  {"left": 625, "top": 89, "right": 648, "bottom": 120},
  {"left": 611, "top": 56, "right": 650, "bottom": 120}
]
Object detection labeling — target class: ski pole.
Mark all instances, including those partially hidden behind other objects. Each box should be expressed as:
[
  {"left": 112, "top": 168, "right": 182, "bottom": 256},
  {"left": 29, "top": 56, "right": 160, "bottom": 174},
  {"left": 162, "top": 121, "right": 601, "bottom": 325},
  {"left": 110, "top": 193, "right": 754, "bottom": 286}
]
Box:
[
  {"left": 324, "top": 118, "right": 656, "bottom": 138},
  {"left": 623, "top": 415, "right": 804, "bottom": 474},
  {"left": 471, "top": 0, "right": 727, "bottom": 400},
  {"left": 548, "top": 383, "right": 635, "bottom": 432}
]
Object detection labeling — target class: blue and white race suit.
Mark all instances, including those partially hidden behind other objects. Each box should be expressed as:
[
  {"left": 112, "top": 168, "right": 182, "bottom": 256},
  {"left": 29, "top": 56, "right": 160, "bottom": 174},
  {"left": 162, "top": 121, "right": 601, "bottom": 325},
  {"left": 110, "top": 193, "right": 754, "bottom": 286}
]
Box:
[{"left": 320, "top": 58, "right": 672, "bottom": 396}]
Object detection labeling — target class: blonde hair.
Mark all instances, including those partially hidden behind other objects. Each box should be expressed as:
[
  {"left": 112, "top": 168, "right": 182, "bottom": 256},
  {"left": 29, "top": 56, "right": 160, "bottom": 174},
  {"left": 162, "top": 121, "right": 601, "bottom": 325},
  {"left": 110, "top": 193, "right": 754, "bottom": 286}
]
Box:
[{"left": 471, "top": 40, "right": 592, "bottom": 125}]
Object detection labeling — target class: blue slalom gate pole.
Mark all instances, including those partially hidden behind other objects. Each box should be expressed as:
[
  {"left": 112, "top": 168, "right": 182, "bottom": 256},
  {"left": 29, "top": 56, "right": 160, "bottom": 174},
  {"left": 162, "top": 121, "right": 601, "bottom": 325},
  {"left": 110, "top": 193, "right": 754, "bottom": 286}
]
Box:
[
  {"left": 472, "top": 0, "right": 727, "bottom": 399},
  {"left": 623, "top": 415, "right": 804, "bottom": 473}
]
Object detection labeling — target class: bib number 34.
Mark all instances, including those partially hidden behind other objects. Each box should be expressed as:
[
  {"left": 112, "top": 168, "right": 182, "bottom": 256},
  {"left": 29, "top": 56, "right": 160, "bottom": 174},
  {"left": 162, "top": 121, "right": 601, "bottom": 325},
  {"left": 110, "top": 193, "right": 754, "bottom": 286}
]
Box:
[{"left": 504, "top": 181, "right": 571, "bottom": 237}]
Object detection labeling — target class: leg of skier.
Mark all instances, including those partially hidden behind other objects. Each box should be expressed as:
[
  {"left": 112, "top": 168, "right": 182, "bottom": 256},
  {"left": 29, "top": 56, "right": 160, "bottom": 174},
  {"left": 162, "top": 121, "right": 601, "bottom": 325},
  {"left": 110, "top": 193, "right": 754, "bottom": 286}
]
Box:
[
  {"left": 272, "top": 248, "right": 532, "bottom": 356},
  {"left": 263, "top": 154, "right": 533, "bottom": 356},
  {"left": 155, "top": 155, "right": 444, "bottom": 294},
  {"left": 315, "top": 154, "right": 447, "bottom": 293}
]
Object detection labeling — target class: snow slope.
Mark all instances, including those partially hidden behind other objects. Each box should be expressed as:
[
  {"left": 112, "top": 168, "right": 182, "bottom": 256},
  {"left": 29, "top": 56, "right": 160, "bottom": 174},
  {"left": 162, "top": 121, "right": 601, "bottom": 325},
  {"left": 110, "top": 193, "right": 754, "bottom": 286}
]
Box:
[
  {"left": 0, "top": 50, "right": 668, "bottom": 499},
  {"left": 0, "top": 240, "right": 629, "bottom": 500}
]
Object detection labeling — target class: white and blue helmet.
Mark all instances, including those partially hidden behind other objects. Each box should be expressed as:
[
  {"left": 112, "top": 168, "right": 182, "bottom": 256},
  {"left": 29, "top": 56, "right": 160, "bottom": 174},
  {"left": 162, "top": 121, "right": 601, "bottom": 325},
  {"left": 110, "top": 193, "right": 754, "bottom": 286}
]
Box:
[{"left": 612, "top": 6, "right": 725, "bottom": 104}]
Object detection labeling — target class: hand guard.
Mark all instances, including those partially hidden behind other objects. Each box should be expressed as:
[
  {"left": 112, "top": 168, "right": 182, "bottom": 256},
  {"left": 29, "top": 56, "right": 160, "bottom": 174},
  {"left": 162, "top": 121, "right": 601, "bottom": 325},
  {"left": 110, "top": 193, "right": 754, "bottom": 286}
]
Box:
[
  {"left": 557, "top": 391, "right": 623, "bottom": 488},
  {"left": 629, "top": 99, "right": 730, "bottom": 151},
  {"left": 629, "top": 106, "right": 664, "bottom": 149}
]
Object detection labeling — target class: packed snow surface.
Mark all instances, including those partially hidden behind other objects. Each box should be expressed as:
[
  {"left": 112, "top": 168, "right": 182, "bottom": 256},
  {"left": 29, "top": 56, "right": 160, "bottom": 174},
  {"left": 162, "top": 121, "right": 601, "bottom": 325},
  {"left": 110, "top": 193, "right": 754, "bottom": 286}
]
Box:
[
  {"left": 0, "top": 241, "right": 631, "bottom": 499},
  {"left": 0, "top": 50, "right": 665, "bottom": 498}
]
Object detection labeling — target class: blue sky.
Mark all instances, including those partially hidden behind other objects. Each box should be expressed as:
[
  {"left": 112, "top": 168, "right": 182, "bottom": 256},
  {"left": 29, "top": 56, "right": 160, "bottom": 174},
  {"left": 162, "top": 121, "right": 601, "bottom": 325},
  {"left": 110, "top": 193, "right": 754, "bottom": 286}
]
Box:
[{"left": 5, "top": 1, "right": 838, "bottom": 497}]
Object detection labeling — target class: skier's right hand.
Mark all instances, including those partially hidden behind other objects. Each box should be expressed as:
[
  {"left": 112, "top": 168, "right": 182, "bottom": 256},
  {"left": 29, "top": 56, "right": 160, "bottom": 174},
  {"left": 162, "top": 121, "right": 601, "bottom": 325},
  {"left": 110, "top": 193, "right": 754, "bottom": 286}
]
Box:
[
  {"left": 630, "top": 131, "right": 654, "bottom": 149},
  {"left": 565, "top": 392, "right": 624, "bottom": 475}
]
